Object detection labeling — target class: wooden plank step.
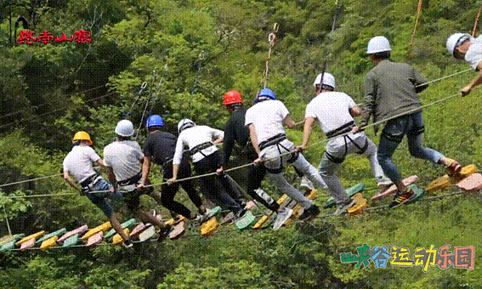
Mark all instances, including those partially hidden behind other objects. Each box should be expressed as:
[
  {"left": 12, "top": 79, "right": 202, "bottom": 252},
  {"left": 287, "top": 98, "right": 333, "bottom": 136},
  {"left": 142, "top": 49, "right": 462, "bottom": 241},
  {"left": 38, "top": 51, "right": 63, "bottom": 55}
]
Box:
[
  {"left": 16, "top": 231, "right": 45, "bottom": 247},
  {"left": 58, "top": 225, "right": 88, "bottom": 244},
  {"left": 40, "top": 236, "right": 59, "bottom": 250},
  {"left": 235, "top": 211, "right": 256, "bottom": 231},
  {"left": 348, "top": 193, "right": 368, "bottom": 215},
  {"left": 112, "top": 228, "right": 130, "bottom": 245},
  {"left": 457, "top": 173, "right": 482, "bottom": 193},
  {"left": 105, "top": 219, "right": 136, "bottom": 239},
  {"left": 86, "top": 232, "right": 103, "bottom": 248},
  {"left": 36, "top": 228, "right": 66, "bottom": 245},
  {"left": 371, "top": 176, "right": 418, "bottom": 200},
  {"left": 62, "top": 234, "right": 80, "bottom": 248},
  {"left": 325, "top": 184, "right": 365, "bottom": 208},
  {"left": 169, "top": 221, "right": 185, "bottom": 240},
  {"left": 81, "top": 221, "right": 111, "bottom": 241}
]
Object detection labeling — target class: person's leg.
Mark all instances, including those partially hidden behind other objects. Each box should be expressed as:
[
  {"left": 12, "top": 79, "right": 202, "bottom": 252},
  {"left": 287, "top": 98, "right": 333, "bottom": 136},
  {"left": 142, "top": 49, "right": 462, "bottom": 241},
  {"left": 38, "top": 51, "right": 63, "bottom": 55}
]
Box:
[
  {"left": 194, "top": 156, "right": 242, "bottom": 214},
  {"left": 377, "top": 117, "right": 408, "bottom": 191},
  {"left": 176, "top": 160, "right": 205, "bottom": 213},
  {"left": 159, "top": 183, "right": 193, "bottom": 219},
  {"left": 359, "top": 136, "right": 392, "bottom": 186},
  {"left": 246, "top": 164, "right": 279, "bottom": 212},
  {"left": 89, "top": 179, "right": 130, "bottom": 244},
  {"left": 317, "top": 152, "right": 349, "bottom": 203},
  {"left": 266, "top": 172, "right": 313, "bottom": 210},
  {"left": 291, "top": 153, "right": 327, "bottom": 189},
  {"left": 406, "top": 112, "right": 444, "bottom": 164}
]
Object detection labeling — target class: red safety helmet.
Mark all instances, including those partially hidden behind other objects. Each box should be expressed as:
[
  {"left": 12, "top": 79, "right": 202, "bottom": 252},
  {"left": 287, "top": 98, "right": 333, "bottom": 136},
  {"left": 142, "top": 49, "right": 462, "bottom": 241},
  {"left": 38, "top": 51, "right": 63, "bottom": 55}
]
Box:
[{"left": 223, "top": 90, "right": 243, "bottom": 106}]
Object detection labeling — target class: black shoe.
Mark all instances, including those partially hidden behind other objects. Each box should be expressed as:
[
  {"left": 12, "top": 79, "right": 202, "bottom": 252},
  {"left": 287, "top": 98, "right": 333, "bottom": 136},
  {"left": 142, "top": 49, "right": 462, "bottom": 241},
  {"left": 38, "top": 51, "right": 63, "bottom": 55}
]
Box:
[
  {"left": 157, "top": 225, "right": 172, "bottom": 243},
  {"left": 299, "top": 204, "right": 320, "bottom": 221},
  {"left": 235, "top": 207, "right": 247, "bottom": 219}
]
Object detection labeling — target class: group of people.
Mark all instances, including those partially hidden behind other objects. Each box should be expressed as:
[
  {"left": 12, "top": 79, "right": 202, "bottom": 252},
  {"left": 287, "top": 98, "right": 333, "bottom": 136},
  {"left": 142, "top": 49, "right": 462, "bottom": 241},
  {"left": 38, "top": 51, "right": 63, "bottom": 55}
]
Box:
[{"left": 62, "top": 34, "right": 474, "bottom": 248}]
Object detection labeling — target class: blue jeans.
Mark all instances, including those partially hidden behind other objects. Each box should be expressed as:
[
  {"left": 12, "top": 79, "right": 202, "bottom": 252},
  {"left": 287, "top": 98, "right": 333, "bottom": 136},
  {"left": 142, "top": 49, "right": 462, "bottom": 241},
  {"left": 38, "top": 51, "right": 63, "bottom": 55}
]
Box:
[
  {"left": 86, "top": 178, "right": 114, "bottom": 217},
  {"left": 377, "top": 112, "right": 444, "bottom": 183}
]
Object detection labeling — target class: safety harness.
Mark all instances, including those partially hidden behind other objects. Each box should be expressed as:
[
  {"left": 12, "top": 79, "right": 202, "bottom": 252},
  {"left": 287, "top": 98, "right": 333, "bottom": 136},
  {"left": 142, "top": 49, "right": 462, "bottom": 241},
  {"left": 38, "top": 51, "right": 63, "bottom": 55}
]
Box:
[
  {"left": 259, "top": 134, "right": 299, "bottom": 174},
  {"left": 190, "top": 142, "right": 215, "bottom": 158},
  {"left": 80, "top": 174, "right": 102, "bottom": 192},
  {"left": 324, "top": 122, "right": 369, "bottom": 164}
]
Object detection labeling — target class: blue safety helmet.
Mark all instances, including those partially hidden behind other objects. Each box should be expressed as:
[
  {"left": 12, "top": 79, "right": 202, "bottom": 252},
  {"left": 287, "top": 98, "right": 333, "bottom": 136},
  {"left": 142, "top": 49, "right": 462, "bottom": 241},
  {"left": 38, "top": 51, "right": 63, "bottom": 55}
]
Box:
[
  {"left": 255, "top": 88, "right": 276, "bottom": 103},
  {"left": 146, "top": 114, "right": 164, "bottom": 128}
]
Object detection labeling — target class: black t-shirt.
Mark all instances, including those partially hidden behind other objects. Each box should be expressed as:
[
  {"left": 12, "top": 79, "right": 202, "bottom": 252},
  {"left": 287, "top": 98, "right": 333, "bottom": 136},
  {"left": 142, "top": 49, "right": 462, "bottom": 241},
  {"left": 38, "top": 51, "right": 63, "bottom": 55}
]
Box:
[
  {"left": 222, "top": 107, "right": 250, "bottom": 165},
  {"left": 143, "top": 130, "right": 177, "bottom": 165}
]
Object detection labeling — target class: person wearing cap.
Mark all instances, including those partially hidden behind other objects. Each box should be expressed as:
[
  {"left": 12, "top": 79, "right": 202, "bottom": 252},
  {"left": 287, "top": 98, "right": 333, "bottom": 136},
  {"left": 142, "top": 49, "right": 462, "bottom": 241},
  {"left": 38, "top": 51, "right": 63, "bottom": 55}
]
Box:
[
  {"left": 217, "top": 90, "right": 293, "bottom": 230},
  {"left": 355, "top": 36, "right": 462, "bottom": 208},
  {"left": 63, "top": 131, "right": 133, "bottom": 248},
  {"left": 246, "top": 88, "right": 327, "bottom": 221},
  {"left": 446, "top": 33, "right": 482, "bottom": 96},
  {"left": 138, "top": 114, "right": 207, "bottom": 221},
  {"left": 168, "top": 119, "right": 246, "bottom": 219},
  {"left": 104, "top": 120, "right": 171, "bottom": 241},
  {"left": 297, "top": 73, "right": 392, "bottom": 215}
]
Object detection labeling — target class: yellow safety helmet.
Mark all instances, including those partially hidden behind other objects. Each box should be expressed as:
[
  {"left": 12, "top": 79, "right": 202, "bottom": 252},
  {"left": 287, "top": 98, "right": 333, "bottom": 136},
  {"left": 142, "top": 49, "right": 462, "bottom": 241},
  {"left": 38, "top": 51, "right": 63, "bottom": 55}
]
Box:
[{"left": 72, "top": 131, "right": 93, "bottom": 145}]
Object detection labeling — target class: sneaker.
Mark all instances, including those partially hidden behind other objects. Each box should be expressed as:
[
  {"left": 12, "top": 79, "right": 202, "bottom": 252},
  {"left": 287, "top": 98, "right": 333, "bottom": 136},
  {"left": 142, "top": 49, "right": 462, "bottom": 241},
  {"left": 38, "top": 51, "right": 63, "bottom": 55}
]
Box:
[
  {"left": 157, "top": 225, "right": 172, "bottom": 243},
  {"left": 299, "top": 204, "right": 320, "bottom": 221},
  {"left": 122, "top": 239, "right": 134, "bottom": 249},
  {"left": 273, "top": 207, "right": 293, "bottom": 230},
  {"left": 389, "top": 188, "right": 415, "bottom": 208},
  {"left": 300, "top": 176, "right": 315, "bottom": 191},
  {"left": 334, "top": 198, "right": 356, "bottom": 216}
]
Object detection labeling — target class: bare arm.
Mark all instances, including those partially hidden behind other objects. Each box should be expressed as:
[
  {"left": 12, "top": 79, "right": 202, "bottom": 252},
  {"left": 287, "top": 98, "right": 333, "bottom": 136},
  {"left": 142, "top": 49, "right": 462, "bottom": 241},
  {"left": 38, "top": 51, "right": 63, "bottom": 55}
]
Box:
[
  {"left": 300, "top": 117, "right": 316, "bottom": 149},
  {"left": 106, "top": 167, "right": 117, "bottom": 192},
  {"left": 140, "top": 155, "right": 151, "bottom": 187},
  {"left": 349, "top": 106, "right": 361, "bottom": 117},
  {"left": 283, "top": 114, "right": 296, "bottom": 129},
  {"left": 168, "top": 164, "right": 181, "bottom": 184},
  {"left": 462, "top": 62, "right": 482, "bottom": 96},
  {"left": 63, "top": 170, "right": 80, "bottom": 192},
  {"left": 248, "top": 124, "right": 261, "bottom": 156}
]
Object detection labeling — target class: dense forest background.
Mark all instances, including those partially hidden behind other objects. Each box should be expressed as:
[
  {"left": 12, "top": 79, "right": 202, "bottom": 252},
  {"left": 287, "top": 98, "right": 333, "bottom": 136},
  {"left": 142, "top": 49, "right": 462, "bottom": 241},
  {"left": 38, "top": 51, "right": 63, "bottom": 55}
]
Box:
[{"left": 1, "top": 0, "right": 482, "bottom": 288}]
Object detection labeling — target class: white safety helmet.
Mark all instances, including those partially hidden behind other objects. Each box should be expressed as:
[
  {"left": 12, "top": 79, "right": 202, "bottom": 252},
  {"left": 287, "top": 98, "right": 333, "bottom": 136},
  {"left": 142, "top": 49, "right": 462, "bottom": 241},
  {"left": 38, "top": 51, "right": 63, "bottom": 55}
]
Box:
[
  {"left": 178, "top": 118, "right": 195, "bottom": 133},
  {"left": 446, "top": 33, "right": 471, "bottom": 57},
  {"left": 313, "top": 72, "right": 336, "bottom": 90},
  {"left": 115, "top": 119, "right": 135, "bottom": 137},
  {"left": 367, "top": 36, "right": 391, "bottom": 54}
]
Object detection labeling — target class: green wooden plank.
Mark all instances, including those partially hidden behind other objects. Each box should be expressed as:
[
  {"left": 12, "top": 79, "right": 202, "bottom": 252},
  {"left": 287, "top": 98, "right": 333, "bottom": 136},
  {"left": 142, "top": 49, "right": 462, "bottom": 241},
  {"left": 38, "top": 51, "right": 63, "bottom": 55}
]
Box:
[
  {"left": 36, "top": 228, "right": 67, "bottom": 245},
  {"left": 235, "top": 211, "right": 256, "bottom": 231},
  {"left": 105, "top": 218, "right": 137, "bottom": 239}
]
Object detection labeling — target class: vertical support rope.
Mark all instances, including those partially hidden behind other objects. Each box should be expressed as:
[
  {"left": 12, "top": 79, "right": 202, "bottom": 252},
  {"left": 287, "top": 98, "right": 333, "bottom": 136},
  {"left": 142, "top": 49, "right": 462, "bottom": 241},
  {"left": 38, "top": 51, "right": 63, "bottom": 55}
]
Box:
[
  {"left": 472, "top": 4, "right": 482, "bottom": 37},
  {"left": 262, "top": 23, "right": 279, "bottom": 89},
  {"left": 3, "top": 205, "right": 12, "bottom": 236},
  {"left": 410, "top": 0, "right": 423, "bottom": 47}
]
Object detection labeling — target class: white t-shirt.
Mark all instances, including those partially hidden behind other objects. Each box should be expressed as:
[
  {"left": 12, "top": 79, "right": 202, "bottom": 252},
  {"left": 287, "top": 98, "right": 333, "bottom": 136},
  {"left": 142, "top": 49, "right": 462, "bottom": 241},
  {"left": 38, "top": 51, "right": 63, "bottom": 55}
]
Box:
[
  {"left": 103, "top": 140, "right": 144, "bottom": 182},
  {"left": 245, "top": 99, "right": 289, "bottom": 143},
  {"left": 465, "top": 36, "right": 482, "bottom": 70},
  {"left": 305, "top": 92, "right": 356, "bottom": 134},
  {"left": 173, "top": 125, "right": 224, "bottom": 164},
  {"left": 63, "top": 145, "right": 101, "bottom": 183}
]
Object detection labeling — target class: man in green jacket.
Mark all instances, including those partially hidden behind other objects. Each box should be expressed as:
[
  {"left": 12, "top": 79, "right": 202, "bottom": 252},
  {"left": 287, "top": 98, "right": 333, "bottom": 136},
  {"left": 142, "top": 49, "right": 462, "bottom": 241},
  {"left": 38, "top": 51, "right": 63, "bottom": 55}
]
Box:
[{"left": 355, "top": 36, "right": 461, "bottom": 208}]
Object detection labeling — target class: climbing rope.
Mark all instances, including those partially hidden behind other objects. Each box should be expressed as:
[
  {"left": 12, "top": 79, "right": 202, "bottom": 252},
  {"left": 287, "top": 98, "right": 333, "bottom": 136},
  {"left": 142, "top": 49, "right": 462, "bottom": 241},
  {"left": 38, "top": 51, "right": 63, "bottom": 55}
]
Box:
[
  {"left": 261, "top": 23, "right": 279, "bottom": 89},
  {"left": 409, "top": 0, "right": 423, "bottom": 47},
  {"left": 473, "top": 4, "right": 482, "bottom": 37}
]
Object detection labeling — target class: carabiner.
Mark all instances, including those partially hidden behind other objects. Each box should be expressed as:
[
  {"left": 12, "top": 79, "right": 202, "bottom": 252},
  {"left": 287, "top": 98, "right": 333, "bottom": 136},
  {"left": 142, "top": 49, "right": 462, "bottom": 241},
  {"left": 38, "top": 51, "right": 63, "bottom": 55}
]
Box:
[
  {"left": 273, "top": 23, "right": 279, "bottom": 33},
  {"left": 268, "top": 33, "right": 276, "bottom": 45}
]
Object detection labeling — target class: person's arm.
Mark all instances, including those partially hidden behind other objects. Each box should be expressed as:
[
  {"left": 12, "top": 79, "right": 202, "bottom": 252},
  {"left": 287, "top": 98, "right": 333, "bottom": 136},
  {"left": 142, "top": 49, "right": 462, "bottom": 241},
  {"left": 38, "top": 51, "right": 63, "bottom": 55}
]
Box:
[
  {"left": 412, "top": 67, "right": 428, "bottom": 93},
  {"left": 349, "top": 106, "right": 361, "bottom": 117},
  {"left": 357, "top": 74, "right": 377, "bottom": 131},
  {"left": 63, "top": 170, "right": 80, "bottom": 192},
  {"left": 212, "top": 128, "right": 224, "bottom": 144},
  {"left": 106, "top": 167, "right": 117, "bottom": 192},
  {"left": 283, "top": 114, "right": 296, "bottom": 129},
  {"left": 168, "top": 164, "right": 180, "bottom": 184},
  {"left": 462, "top": 61, "right": 482, "bottom": 96},
  {"left": 248, "top": 124, "right": 261, "bottom": 157},
  {"left": 298, "top": 116, "right": 316, "bottom": 151},
  {"left": 139, "top": 155, "right": 151, "bottom": 188}
]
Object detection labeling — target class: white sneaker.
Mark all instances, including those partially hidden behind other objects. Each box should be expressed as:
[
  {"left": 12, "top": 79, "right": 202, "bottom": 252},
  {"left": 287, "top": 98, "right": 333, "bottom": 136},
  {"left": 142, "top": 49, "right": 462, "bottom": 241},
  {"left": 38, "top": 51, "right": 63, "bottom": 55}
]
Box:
[
  {"left": 300, "top": 176, "right": 315, "bottom": 191},
  {"left": 334, "top": 199, "right": 356, "bottom": 216},
  {"left": 273, "top": 207, "right": 293, "bottom": 231}
]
